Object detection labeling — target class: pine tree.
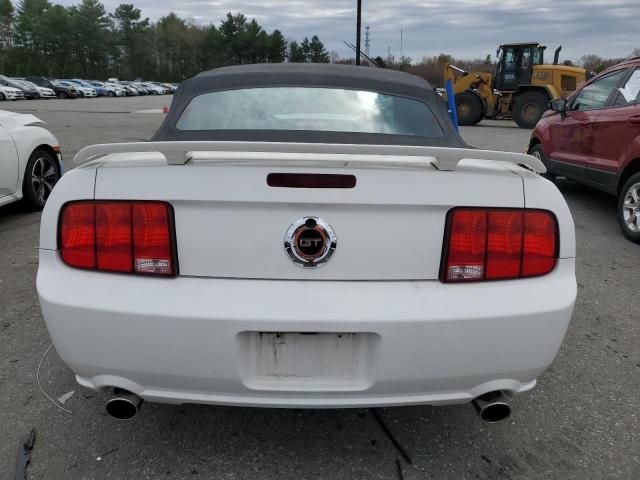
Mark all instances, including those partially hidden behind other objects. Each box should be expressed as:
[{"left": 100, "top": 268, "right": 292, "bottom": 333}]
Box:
[
  {"left": 309, "top": 35, "right": 329, "bottom": 63},
  {"left": 288, "top": 40, "right": 305, "bottom": 62},
  {"left": 0, "top": 0, "right": 14, "bottom": 47},
  {"left": 300, "top": 37, "right": 311, "bottom": 61},
  {"left": 268, "top": 29, "right": 286, "bottom": 62},
  {"left": 112, "top": 4, "right": 150, "bottom": 78},
  {"left": 69, "top": 0, "right": 111, "bottom": 77}
]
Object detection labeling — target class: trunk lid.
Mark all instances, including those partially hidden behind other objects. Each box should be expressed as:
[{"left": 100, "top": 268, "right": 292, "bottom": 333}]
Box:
[{"left": 94, "top": 152, "right": 524, "bottom": 280}]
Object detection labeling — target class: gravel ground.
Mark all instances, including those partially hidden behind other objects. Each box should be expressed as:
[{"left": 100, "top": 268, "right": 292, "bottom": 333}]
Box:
[{"left": 0, "top": 96, "right": 638, "bottom": 479}]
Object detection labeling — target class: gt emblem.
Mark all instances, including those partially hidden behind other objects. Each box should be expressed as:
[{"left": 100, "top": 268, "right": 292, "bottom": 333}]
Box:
[{"left": 284, "top": 217, "right": 336, "bottom": 268}]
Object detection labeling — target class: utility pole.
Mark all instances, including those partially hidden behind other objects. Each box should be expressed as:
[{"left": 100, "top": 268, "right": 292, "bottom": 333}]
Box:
[
  {"left": 400, "top": 28, "right": 403, "bottom": 62},
  {"left": 364, "top": 26, "right": 370, "bottom": 57},
  {"left": 356, "top": 0, "right": 362, "bottom": 65}
]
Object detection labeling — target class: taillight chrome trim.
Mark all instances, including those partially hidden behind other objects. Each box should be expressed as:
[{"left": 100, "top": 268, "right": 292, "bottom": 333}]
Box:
[
  {"left": 57, "top": 200, "right": 179, "bottom": 277},
  {"left": 439, "top": 207, "right": 559, "bottom": 283}
]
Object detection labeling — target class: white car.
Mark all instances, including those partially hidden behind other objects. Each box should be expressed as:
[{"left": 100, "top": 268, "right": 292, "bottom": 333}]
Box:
[
  {"left": 103, "top": 82, "right": 126, "bottom": 96},
  {"left": 0, "top": 110, "right": 62, "bottom": 209},
  {"left": 0, "top": 85, "right": 25, "bottom": 101},
  {"left": 37, "top": 64, "right": 576, "bottom": 422},
  {"left": 35, "top": 85, "right": 56, "bottom": 99},
  {"left": 141, "top": 82, "right": 167, "bottom": 95}
]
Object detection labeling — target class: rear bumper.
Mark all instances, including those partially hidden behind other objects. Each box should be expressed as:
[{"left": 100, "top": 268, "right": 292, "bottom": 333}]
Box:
[{"left": 37, "top": 250, "right": 576, "bottom": 408}]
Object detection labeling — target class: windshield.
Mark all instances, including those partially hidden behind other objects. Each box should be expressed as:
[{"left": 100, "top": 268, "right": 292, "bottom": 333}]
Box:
[
  {"left": 6, "top": 79, "right": 24, "bottom": 88},
  {"left": 176, "top": 87, "right": 443, "bottom": 137}
]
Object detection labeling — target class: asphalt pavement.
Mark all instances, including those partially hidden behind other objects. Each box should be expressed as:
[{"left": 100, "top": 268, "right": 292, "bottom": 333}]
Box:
[{"left": 0, "top": 96, "right": 638, "bottom": 479}]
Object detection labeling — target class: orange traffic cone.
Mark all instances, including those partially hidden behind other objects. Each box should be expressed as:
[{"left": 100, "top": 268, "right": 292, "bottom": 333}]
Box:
[{"left": 162, "top": 105, "right": 169, "bottom": 114}]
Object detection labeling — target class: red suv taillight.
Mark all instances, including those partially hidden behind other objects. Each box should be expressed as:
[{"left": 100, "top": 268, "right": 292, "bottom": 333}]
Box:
[
  {"left": 441, "top": 208, "right": 557, "bottom": 283},
  {"left": 59, "top": 201, "right": 177, "bottom": 276}
]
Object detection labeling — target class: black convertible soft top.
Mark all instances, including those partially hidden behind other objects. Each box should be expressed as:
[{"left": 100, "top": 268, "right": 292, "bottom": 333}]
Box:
[
  {"left": 152, "top": 63, "right": 465, "bottom": 147},
  {"left": 195, "top": 63, "right": 433, "bottom": 88}
]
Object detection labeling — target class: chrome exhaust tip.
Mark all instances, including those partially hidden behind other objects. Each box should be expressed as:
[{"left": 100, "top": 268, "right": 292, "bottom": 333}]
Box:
[
  {"left": 105, "top": 389, "right": 142, "bottom": 420},
  {"left": 472, "top": 390, "right": 511, "bottom": 423}
]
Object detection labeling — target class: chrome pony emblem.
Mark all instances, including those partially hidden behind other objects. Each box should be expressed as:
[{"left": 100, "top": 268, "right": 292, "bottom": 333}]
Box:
[{"left": 284, "top": 217, "right": 336, "bottom": 268}]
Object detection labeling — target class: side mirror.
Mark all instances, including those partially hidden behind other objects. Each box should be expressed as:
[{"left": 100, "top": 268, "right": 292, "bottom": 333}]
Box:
[{"left": 550, "top": 98, "right": 567, "bottom": 117}]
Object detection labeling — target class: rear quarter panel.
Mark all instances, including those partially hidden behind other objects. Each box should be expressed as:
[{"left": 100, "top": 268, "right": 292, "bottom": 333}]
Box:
[{"left": 507, "top": 165, "right": 576, "bottom": 259}]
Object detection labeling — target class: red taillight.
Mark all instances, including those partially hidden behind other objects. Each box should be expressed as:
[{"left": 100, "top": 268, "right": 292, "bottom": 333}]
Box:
[
  {"left": 96, "top": 203, "right": 132, "bottom": 272},
  {"left": 522, "top": 211, "right": 557, "bottom": 277},
  {"left": 445, "top": 209, "right": 486, "bottom": 281},
  {"left": 441, "top": 208, "right": 557, "bottom": 283},
  {"left": 132, "top": 203, "right": 174, "bottom": 275},
  {"left": 59, "top": 201, "right": 176, "bottom": 276},
  {"left": 486, "top": 210, "right": 523, "bottom": 280},
  {"left": 60, "top": 202, "right": 96, "bottom": 269}
]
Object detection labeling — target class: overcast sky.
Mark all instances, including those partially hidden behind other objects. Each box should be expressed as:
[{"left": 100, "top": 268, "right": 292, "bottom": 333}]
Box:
[{"left": 62, "top": 0, "right": 638, "bottom": 62}]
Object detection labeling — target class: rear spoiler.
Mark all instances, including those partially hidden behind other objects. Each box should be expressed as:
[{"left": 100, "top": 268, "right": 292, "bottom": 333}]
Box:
[{"left": 73, "top": 141, "right": 546, "bottom": 173}]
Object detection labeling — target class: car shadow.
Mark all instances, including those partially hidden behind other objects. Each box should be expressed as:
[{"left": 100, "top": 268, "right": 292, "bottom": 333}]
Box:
[
  {"left": 553, "top": 178, "right": 620, "bottom": 228},
  {"left": 44, "top": 381, "right": 590, "bottom": 479},
  {"left": 554, "top": 177, "right": 617, "bottom": 209},
  {"left": 75, "top": 398, "right": 522, "bottom": 478},
  {"left": 0, "top": 201, "right": 41, "bottom": 226}
]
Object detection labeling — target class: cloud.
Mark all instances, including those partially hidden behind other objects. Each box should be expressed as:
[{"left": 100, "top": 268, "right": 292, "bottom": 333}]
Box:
[{"left": 57, "top": 0, "right": 638, "bottom": 62}]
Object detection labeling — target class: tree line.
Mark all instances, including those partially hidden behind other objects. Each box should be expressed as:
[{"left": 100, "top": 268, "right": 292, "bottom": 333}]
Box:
[
  {"left": 389, "top": 50, "right": 639, "bottom": 88},
  {"left": 1, "top": 1, "right": 636, "bottom": 85},
  {"left": 0, "top": 0, "right": 330, "bottom": 81},
  {"left": 580, "top": 50, "right": 640, "bottom": 75}
]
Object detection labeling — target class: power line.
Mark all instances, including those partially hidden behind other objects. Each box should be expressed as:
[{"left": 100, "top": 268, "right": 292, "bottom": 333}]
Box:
[{"left": 343, "top": 41, "right": 382, "bottom": 68}]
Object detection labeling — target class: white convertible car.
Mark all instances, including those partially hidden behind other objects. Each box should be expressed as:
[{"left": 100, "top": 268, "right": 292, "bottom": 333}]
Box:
[
  {"left": 37, "top": 64, "right": 576, "bottom": 422},
  {"left": 0, "top": 110, "right": 62, "bottom": 209}
]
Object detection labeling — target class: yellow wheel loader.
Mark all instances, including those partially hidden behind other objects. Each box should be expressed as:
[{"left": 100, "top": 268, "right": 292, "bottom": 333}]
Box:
[{"left": 444, "top": 43, "right": 586, "bottom": 128}]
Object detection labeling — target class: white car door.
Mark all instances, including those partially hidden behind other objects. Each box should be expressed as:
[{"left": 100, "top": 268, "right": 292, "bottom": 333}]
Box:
[{"left": 0, "top": 124, "right": 19, "bottom": 197}]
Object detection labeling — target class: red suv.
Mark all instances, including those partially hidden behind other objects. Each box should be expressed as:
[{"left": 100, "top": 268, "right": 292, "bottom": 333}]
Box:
[{"left": 529, "top": 57, "right": 640, "bottom": 243}]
